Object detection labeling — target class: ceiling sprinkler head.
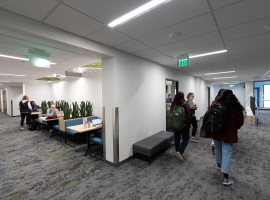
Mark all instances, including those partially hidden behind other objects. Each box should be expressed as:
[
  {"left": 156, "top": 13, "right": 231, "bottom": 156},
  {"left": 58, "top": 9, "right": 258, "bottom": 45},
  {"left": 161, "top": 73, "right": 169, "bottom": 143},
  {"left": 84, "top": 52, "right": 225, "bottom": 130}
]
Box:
[{"left": 169, "top": 32, "right": 180, "bottom": 39}]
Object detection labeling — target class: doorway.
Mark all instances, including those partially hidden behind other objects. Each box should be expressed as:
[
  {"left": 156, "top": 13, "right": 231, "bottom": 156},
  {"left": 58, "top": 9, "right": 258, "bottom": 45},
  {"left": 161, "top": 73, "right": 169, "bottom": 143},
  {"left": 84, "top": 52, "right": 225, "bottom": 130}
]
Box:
[
  {"left": 3, "top": 90, "right": 7, "bottom": 115},
  {"left": 254, "top": 87, "right": 260, "bottom": 107},
  {"left": 165, "top": 79, "right": 178, "bottom": 132}
]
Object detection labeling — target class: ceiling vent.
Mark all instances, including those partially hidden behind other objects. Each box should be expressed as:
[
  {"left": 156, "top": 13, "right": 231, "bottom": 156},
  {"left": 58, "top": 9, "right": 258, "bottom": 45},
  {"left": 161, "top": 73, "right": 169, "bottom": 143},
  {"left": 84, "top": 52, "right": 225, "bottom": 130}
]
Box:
[{"left": 65, "top": 71, "right": 82, "bottom": 78}]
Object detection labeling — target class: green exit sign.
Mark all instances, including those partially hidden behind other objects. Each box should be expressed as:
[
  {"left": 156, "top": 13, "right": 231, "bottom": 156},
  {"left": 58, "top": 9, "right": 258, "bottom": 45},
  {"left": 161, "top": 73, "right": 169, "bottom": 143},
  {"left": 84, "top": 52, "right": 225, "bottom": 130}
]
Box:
[
  {"left": 176, "top": 55, "right": 190, "bottom": 67},
  {"left": 230, "top": 84, "right": 235, "bottom": 87}
]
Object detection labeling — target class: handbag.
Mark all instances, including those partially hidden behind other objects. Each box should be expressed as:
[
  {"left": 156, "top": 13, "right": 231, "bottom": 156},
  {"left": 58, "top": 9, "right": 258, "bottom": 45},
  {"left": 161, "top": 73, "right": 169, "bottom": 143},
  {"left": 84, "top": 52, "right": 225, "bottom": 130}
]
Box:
[{"left": 200, "top": 127, "right": 210, "bottom": 138}]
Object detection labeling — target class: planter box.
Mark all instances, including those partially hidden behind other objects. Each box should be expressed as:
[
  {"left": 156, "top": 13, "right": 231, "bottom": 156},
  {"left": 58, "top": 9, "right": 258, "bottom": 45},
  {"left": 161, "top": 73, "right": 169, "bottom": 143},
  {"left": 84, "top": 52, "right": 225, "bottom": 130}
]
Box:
[{"left": 59, "top": 115, "right": 96, "bottom": 132}]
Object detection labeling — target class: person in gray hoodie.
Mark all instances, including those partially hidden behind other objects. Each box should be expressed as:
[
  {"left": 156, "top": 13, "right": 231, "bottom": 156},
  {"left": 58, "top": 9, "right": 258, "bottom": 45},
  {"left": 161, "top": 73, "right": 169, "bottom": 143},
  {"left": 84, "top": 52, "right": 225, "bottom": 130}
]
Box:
[
  {"left": 19, "top": 95, "right": 32, "bottom": 131},
  {"left": 187, "top": 93, "right": 198, "bottom": 143}
]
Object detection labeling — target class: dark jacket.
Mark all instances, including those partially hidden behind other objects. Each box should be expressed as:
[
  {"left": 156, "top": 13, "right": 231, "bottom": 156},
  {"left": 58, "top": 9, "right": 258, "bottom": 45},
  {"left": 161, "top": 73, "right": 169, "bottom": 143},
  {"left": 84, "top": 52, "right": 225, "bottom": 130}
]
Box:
[
  {"left": 210, "top": 102, "right": 244, "bottom": 143},
  {"left": 19, "top": 100, "right": 32, "bottom": 113},
  {"left": 32, "top": 105, "right": 41, "bottom": 112},
  {"left": 170, "top": 102, "right": 191, "bottom": 129}
]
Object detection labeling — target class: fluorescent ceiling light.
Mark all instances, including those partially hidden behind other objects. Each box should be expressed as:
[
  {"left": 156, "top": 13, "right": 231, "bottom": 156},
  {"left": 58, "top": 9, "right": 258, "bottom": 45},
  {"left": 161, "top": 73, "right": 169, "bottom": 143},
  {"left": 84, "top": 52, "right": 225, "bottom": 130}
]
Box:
[
  {"left": 108, "top": 0, "right": 171, "bottom": 27},
  {"left": 205, "top": 71, "right": 235, "bottom": 75},
  {"left": 0, "top": 54, "right": 56, "bottom": 64},
  {"left": 190, "top": 50, "right": 227, "bottom": 58},
  {"left": 0, "top": 73, "right": 25, "bottom": 77},
  {"left": 0, "top": 84, "right": 3, "bottom": 85},
  {"left": 0, "top": 81, "right": 11, "bottom": 82},
  {"left": 213, "top": 76, "right": 237, "bottom": 79}
]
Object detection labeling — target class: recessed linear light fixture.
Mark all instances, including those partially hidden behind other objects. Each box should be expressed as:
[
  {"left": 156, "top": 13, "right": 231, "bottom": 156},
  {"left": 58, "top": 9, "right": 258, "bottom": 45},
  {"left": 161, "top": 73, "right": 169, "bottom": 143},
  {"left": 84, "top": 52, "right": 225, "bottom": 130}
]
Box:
[
  {"left": 0, "top": 54, "right": 56, "bottom": 65},
  {"left": 213, "top": 76, "right": 237, "bottom": 79},
  {"left": 0, "top": 81, "right": 11, "bottom": 82},
  {"left": 190, "top": 50, "right": 227, "bottom": 59},
  {"left": 108, "top": 0, "right": 171, "bottom": 27},
  {"left": 0, "top": 73, "right": 25, "bottom": 77},
  {"left": 205, "top": 71, "right": 235, "bottom": 75}
]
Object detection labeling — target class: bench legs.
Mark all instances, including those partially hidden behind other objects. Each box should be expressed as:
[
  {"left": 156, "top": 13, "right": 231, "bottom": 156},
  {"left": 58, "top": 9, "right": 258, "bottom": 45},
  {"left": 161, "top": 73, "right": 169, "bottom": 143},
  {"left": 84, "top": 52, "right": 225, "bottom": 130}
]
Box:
[{"left": 65, "top": 133, "right": 76, "bottom": 148}]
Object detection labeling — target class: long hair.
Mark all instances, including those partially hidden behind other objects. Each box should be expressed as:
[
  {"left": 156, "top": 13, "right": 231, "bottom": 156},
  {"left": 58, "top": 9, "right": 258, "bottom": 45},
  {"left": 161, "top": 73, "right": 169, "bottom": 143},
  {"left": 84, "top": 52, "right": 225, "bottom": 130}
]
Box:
[
  {"left": 215, "top": 89, "right": 245, "bottom": 111},
  {"left": 21, "top": 95, "right": 29, "bottom": 101},
  {"left": 216, "top": 89, "right": 225, "bottom": 99},
  {"left": 172, "top": 91, "right": 185, "bottom": 106},
  {"left": 187, "top": 92, "right": 194, "bottom": 99}
]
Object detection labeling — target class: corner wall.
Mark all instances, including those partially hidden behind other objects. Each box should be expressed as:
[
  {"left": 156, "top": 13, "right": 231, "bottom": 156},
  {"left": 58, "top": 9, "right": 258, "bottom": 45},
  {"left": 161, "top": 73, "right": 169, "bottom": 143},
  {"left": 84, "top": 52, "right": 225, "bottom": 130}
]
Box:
[{"left": 245, "top": 81, "right": 254, "bottom": 108}]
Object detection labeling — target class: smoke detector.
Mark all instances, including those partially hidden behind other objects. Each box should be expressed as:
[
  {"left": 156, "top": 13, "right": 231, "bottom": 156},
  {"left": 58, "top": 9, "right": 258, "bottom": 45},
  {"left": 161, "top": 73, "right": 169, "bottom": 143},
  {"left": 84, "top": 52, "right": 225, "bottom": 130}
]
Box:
[{"left": 169, "top": 32, "right": 180, "bottom": 39}]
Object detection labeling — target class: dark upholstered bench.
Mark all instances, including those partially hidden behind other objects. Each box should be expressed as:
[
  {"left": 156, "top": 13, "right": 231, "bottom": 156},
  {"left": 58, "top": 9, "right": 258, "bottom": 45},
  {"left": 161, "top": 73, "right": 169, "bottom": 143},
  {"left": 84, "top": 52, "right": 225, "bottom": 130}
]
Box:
[{"left": 133, "top": 131, "right": 174, "bottom": 165}]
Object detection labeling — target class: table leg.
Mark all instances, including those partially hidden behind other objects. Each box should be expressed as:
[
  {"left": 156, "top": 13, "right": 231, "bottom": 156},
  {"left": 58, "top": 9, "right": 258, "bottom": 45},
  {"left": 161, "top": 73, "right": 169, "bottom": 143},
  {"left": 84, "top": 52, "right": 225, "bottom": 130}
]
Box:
[{"left": 84, "top": 131, "right": 90, "bottom": 157}]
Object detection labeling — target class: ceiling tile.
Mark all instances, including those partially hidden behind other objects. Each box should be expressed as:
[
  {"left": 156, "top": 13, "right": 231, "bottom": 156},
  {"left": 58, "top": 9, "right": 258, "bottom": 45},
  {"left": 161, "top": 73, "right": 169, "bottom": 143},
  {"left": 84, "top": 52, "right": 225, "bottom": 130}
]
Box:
[
  {"left": 137, "top": 13, "right": 218, "bottom": 48},
  {"left": 133, "top": 49, "right": 164, "bottom": 59},
  {"left": 114, "top": 40, "right": 150, "bottom": 53},
  {"left": 210, "top": 0, "right": 241, "bottom": 10},
  {"left": 228, "top": 43, "right": 270, "bottom": 55},
  {"left": 149, "top": 56, "right": 174, "bottom": 63},
  {"left": 115, "top": 0, "right": 210, "bottom": 38},
  {"left": 214, "top": 0, "right": 270, "bottom": 29},
  {"left": 63, "top": 0, "right": 149, "bottom": 24},
  {"left": 155, "top": 31, "right": 223, "bottom": 57},
  {"left": 0, "top": 0, "right": 58, "bottom": 21},
  {"left": 221, "top": 16, "right": 270, "bottom": 41},
  {"left": 87, "top": 27, "right": 131, "bottom": 46},
  {"left": 225, "top": 32, "right": 270, "bottom": 49},
  {"left": 45, "top": 4, "right": 104, "bottom": 37},
  {"left": 69, "top": 55, "right": 101, "bottom": 64},
  {"left": 230, "top": 49, "right": 270, "bottom": 60}
]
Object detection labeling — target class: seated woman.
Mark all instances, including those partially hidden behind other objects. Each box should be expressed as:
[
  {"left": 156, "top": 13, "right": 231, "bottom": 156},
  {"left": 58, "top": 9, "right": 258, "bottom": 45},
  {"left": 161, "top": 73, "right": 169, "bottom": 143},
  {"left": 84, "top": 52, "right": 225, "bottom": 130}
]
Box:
[
  {"left": 46, "top": 104, "right": 58, "bottom": 133},
  {"left": 30, "top": 101, "right": 41, "bottom": 121}
]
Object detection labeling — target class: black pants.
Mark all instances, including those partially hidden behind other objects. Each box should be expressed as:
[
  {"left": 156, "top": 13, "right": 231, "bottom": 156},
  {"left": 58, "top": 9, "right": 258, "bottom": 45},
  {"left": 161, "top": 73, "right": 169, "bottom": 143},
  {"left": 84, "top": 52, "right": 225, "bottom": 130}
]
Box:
[
  {"left": 191, "top": 116, "right": 198, "bottom": 137},
  {"left": 47, "top": 120, "right": 58, "bottom": 130},
  {"left": 21, "top": 113, "right": 31, "bottom": 126}
]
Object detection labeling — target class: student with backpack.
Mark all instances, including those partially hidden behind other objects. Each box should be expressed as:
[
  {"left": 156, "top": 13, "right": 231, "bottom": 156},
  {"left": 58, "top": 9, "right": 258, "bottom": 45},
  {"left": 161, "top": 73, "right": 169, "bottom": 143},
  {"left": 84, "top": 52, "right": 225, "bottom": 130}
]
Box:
[
  {"left": 186, "top": 92, "right": 199, "bottom": 143},
  {"left": 170, "top": 91, "right": 191, "bottom": 161},
  {"left": 210, "top": 90, "right": 244, "bottom": 185},
  {"left": 211, "top": 89, "right": 225, "bottom": 155},
  {"left": 19, "top": 95, "right": 32, "bottom": 131}
]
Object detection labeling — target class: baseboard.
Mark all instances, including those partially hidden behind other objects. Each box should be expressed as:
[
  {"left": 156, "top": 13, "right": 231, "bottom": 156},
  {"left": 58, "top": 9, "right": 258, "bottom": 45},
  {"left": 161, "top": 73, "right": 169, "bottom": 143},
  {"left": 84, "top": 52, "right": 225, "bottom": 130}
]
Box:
[
  {"left": 12, "top": 115, "right": 20, "bottom": 117},
  {"left": 104, "top": 155, "right": 133, "bottom": 168}
]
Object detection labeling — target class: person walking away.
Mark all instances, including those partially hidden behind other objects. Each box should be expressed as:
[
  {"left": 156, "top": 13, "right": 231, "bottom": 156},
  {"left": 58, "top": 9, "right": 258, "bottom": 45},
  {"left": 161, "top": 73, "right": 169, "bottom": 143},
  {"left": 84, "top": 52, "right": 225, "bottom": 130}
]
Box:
[
  {"left": 170, "top": 91, "right": 191, "bottom": 161},
  {"left": 166, "top": 94, "right": 172, "bottom": 103},
  {"left": 211, "top": 89, "right": 225, "bottom": 155},
  {"left": 210, "top": 89, "right": 244, "bottom": 185},
  {"left": 46, "top": 104, "right": 59, "bottom": 133},
  {"left": 19, "top": 95, "right": 32, "bottom": 131},
  {"left": 186, "top": 93, "right": 198, "bottom": 143}
]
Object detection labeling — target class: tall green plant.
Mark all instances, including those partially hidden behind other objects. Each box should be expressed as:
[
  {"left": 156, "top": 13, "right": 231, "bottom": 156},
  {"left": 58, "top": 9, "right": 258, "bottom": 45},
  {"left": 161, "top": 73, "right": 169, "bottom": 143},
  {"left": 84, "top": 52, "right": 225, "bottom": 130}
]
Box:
[
  {"left": 71, "top": 101, "right": 80, "bottom": 118},
  {"left": 55, "top": 101, "right": 60, "bottom": 110},
  {"left": 63, "top": 101, "right": 72, "bottom": 120},
  {"left": 86, "top": 101, "right": 93, "bottom": 116},
  {"left": 41, "top": 101, "right": 47, "bottom": 114},
  {"left": 80, "top": 101, "right": 86, "bottom": 117}
]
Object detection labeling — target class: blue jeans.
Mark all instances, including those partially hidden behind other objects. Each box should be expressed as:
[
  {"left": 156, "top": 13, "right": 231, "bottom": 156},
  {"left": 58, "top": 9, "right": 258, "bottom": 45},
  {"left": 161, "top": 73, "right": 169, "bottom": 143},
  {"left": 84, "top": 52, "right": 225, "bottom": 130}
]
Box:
[
  {"left": 174, "top": 128, "right": 190, "bottom": 155},
  {"left": 213, "top": 139, "right": 233, "bottom": 174}
]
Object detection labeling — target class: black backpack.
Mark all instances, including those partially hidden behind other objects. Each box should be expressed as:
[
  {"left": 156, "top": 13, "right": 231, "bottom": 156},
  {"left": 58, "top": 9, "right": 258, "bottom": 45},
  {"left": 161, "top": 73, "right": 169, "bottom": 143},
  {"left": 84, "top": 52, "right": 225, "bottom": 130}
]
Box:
[{"left": 202, "top": 103, "right": 228, "bottom": 133}]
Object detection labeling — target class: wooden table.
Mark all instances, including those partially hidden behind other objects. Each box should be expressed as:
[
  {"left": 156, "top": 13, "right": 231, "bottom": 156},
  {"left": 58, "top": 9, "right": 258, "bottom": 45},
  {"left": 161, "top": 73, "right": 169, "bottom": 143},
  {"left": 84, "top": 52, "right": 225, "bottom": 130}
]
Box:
[
  {"left": 67, "top": 123, "right": 102, "bottom": 156},
  {"left": 31, "top": 112, "right": 41, "bottom": 115}
]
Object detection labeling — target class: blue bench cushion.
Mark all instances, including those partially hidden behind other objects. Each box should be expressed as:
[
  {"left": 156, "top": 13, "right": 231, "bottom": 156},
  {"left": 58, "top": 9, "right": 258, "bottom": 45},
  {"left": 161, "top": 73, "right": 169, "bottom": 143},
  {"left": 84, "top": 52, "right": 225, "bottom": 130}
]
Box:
[
  {"left": 66, "top": 129, "right": 79, "bottom": 135},
  {"left": 35, "top": 119, "right": 39, "bottom": 123},
  {"left": 90, "top": 137, "right": 102, "bottom": 145},
  {"left": 42, "top": 121, "right": 48, "bottom": 125},
  {"left": 53, "top": 125, "right": 59, "bottom": 130}
]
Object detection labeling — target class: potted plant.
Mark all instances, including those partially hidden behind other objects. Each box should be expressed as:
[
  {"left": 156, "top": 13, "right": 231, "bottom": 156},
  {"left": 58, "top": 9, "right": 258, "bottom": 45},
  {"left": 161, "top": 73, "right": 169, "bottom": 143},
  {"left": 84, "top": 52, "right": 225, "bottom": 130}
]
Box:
[
  {"left": 41, "top": 101, "right": 47, "bottom": 114},
  {"left": 80, "top": 101, "right": 86, "bottom": 117},
  {"left": 86, "top": 101, "right": 93, "bottom": 116}
]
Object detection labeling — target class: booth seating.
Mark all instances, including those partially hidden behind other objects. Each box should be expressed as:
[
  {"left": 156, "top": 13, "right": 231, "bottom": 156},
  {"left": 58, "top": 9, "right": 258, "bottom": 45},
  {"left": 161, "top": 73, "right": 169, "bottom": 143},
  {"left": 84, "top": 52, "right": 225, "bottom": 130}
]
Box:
[
  {"left": 133, "top": 131, "right": 174, "bottom": 165},
  {"left": 63, "top": 116, "right": 99, "bottom": 147},
  {"left": 35, "top": 114, "right": 47, "bottom": 130},
  {"left": 86, "top": 130, "right": 103, "bottom": 160}
]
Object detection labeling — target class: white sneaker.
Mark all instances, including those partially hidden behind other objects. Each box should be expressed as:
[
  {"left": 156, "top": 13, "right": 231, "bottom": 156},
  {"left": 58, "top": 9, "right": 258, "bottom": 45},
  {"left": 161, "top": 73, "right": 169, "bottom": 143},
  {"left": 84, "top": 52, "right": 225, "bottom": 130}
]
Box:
[
  {"left": 176, "top": 152, "right": 184, "bottom": 161},
  {"left": 49, "top": 129, "right": 54, "bottom": 133},
  {"left": 21, "top": 128, "right": 24, "bottom": 131}
]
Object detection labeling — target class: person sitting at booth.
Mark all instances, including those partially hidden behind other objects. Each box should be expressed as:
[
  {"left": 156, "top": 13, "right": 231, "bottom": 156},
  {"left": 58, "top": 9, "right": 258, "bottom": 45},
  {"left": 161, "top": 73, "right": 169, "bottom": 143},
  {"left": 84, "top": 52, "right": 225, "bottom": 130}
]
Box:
[
  {"left": 46, "top": 104, "right": 58, "bottom": 133},
  {"left": 30, "top": 101, "right": 41, "bottom": 121}
]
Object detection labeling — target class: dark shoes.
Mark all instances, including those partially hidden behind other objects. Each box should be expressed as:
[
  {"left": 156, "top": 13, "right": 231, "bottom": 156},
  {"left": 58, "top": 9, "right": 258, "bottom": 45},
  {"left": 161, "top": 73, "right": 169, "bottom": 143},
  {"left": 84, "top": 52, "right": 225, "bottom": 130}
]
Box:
[
  {"left": 216, "top": 163, "right": 221, "bottom": 170},
  {"left": 190, "top": 138, "right": 199, "bottom": 143}
]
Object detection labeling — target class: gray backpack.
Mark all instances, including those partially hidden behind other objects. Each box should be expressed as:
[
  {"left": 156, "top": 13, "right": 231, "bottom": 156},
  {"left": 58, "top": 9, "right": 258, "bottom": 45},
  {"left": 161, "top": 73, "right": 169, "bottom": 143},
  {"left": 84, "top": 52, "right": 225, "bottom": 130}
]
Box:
[{"left": 170, "top": 103, "right": 187, "bottom": 130}]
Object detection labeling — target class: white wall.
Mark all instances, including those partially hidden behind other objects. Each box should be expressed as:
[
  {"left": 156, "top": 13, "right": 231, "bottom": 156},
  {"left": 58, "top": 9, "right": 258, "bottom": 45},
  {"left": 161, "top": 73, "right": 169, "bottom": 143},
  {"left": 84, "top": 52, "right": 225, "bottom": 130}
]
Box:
[
  {"left": 0, "top": 90, "right": 3, "bottom": 112},
  {"left": 10, "top": 86, "right": 23, "bottom": 116},
  {"left": 51, "top": 71, "right": 102, "bottom": 118},
  {"left": 106, "top": 53, "right": 212, "bottom": 162},
  {"left": 23, "top": 81, "right": 51, "bottom": 106},
  {"left": 213, "top": 83, "right": 245, "bottom": 107},
  {"left": 5, "top": 87, "right": 11, "bottom": 115},
  {"left": 245, "top": 81, "right": 254, "bottom": 108}
]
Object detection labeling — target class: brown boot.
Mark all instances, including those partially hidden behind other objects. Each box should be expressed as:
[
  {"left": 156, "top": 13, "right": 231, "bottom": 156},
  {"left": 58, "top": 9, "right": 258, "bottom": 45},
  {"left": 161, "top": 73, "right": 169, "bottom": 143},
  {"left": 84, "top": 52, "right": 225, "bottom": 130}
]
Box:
[{"left": 212, "top": 144, "right": 215, "bottom": 155}]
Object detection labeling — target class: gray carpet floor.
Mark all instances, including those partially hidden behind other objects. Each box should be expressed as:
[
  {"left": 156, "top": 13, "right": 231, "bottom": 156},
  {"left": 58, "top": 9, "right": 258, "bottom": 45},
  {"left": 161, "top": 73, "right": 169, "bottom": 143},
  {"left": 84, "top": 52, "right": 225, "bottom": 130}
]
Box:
[{"left": 0, "top": 111, "right": 270, "bottom": 200}]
